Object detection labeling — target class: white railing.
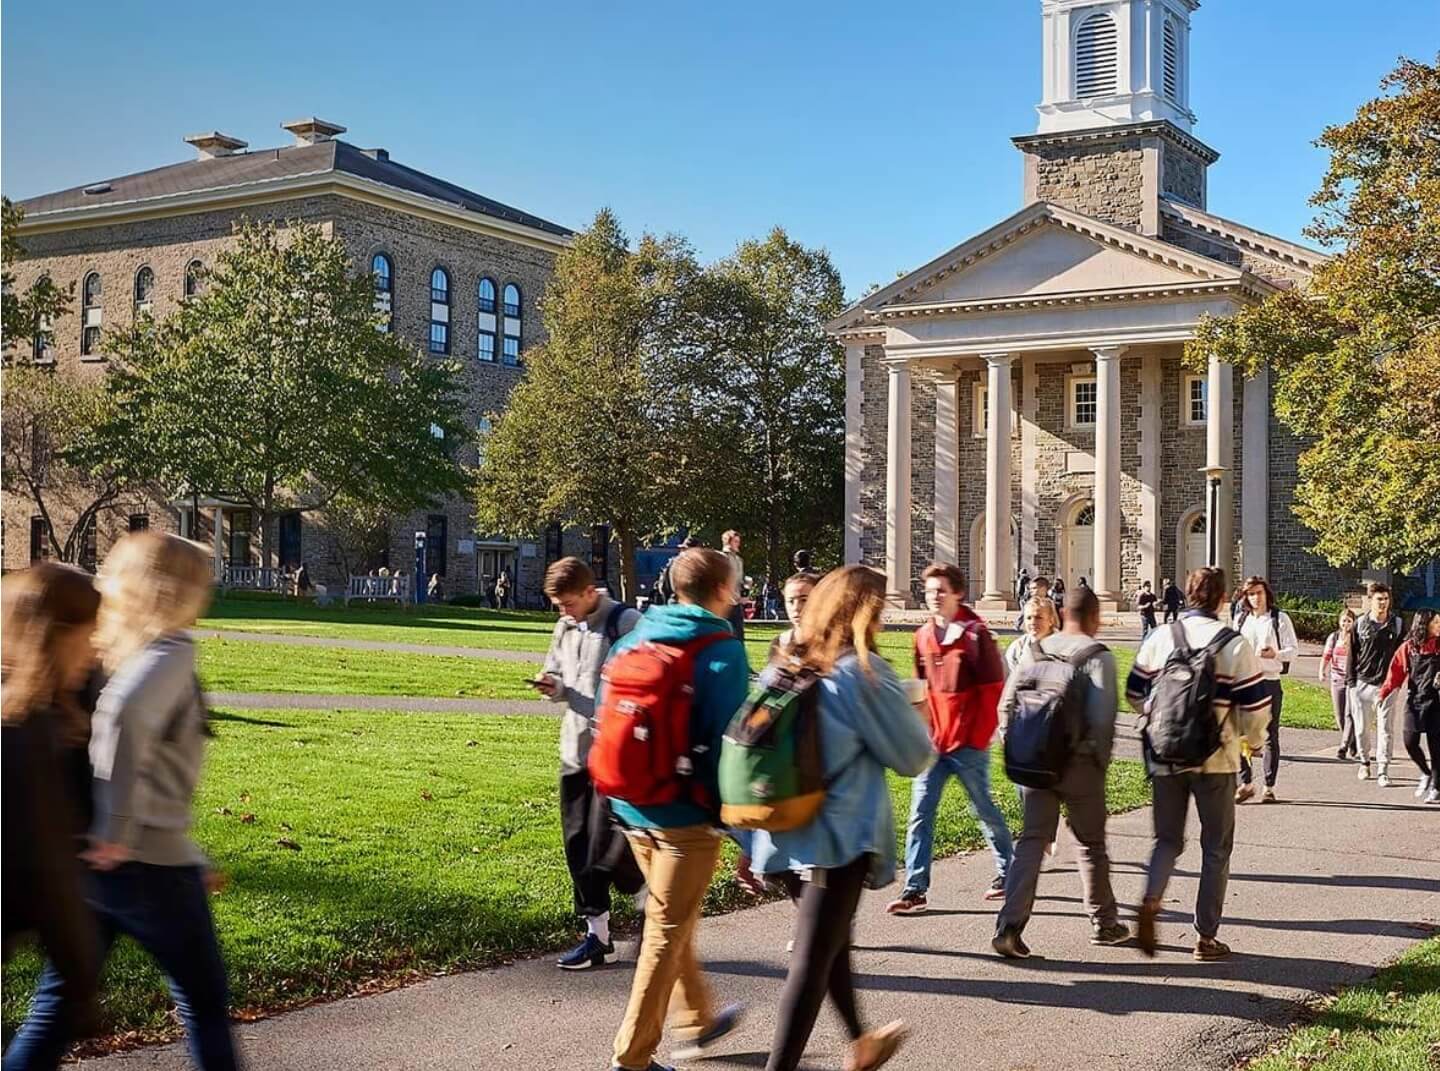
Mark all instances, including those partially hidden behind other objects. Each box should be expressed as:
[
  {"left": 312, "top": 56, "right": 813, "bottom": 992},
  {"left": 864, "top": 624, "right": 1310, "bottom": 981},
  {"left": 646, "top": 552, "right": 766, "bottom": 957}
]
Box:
[
  {"left": 221, "top": 565, "right": 287, "bottom": 593},
  {"left": 344, "top": 574, "right": 411, "bottom": 605}
]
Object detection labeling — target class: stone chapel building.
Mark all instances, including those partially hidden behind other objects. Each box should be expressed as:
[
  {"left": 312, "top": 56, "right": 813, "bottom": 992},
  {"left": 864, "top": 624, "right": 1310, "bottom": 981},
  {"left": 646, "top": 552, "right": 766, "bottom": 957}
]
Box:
[{"left": 829, "top": 0, "right": 1358, "bottom": 610}]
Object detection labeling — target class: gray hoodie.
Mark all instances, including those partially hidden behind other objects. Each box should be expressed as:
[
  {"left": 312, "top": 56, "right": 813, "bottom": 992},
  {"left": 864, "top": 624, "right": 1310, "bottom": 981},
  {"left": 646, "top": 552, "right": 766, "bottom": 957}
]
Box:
[
  {"left": 89, "top": 633, "right": 209, "bottom": 866},
  {"left": 543, "top": 595, "right": 640, "bottom": 773}
]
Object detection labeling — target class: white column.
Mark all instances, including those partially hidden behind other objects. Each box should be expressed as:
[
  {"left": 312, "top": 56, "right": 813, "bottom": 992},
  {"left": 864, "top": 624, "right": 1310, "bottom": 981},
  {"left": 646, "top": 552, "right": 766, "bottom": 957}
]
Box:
[
  {"left": 884, "top": 362, "right": 913, "bottom": 606},
  {"left": 1206, "top": 355, "right": 1236, "bottom": 577},
  {"left": 978, "top": 352, "right": 1015, "bottom": 609},
  {"left": 1241, "top": 366, "right": 1270, "bottom": 580},
  {"left": 933, "top": 371, "right": 961, "bottom": 565},
  {"left": 843, "top": 343, "right": 866, "bottom": 565},
  {"left": 211, "top": 506, "right": 224, "bottom": 582},
  {"left": 1020, "top": 353, "right": 1039, "bottom": 576},
  {"left": 1092, "top": 345, "right": 1126, "bottom": 609},
  {"left": 1138, "top": 353, "right": 1161, "bottom": 588}
]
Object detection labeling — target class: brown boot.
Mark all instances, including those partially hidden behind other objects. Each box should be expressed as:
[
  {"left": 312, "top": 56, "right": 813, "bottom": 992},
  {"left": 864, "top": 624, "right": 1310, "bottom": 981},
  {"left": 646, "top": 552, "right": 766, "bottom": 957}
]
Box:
[
  {"left": 844, "top": 1020, "right": 909, "bottom": 1071},
  {"left": 1137, "top": 897, "right": 1161, "bottom": 958},
  {"left": 1194, "top": 936, "right": 1231, "bottom": 961}
]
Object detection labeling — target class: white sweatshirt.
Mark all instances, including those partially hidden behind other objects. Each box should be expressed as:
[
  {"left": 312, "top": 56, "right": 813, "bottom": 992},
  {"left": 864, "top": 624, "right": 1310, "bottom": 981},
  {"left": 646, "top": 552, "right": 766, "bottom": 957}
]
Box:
[{"left": 1238, "top": 609, "right": 1299, "bottom": 681}]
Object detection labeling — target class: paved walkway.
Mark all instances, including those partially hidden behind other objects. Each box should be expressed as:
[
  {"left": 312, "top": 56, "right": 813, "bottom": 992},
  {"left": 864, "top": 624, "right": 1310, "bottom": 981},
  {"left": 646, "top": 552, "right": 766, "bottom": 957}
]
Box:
[
  {"left": 208, "top": 691, "right": 555, "bottom": 715},
  {"left": 81, "top": 730, "right": 1439, "bottom": 1071},
  {"left": 192, "top": 628, "right": 544, "bottom": 663}
]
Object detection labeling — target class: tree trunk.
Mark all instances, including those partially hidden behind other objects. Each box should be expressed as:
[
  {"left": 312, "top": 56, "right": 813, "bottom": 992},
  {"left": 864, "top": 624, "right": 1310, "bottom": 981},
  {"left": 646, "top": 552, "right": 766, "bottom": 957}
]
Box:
[
  {"left": 764, "top": 425, "right": 782, "bottom": 590},
  {"left": 616, "top": 522, "right": 638, "bottom": 605}
]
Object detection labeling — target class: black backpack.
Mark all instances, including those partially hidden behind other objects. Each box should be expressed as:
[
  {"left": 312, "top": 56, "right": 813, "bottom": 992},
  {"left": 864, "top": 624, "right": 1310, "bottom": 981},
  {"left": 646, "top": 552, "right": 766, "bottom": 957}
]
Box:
[
  {"left": 1003, "top": 641, "right": 1106, "bottom": 790},
  {"left": 1141, "top": 621, "right": 1236, "bottom": 767}
]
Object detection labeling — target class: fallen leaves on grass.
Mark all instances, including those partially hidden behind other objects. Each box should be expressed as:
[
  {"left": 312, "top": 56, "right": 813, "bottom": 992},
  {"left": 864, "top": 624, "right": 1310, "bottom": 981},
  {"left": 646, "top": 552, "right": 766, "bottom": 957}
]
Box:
[
  {"left": 240, "top": 813, "right": 256, "bottom": 824},
  {"left": 420, "top": 789, "right": 434, "bottom": 801},
  {"left": 275, "top": 838, "right": 301, "bottom": 851}
]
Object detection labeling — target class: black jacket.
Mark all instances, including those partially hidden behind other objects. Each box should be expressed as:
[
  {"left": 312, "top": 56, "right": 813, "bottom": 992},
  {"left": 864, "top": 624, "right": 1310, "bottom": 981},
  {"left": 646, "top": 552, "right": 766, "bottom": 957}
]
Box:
[{"left": 1348, "top": 613, "right": 1405, "bottom": 687}]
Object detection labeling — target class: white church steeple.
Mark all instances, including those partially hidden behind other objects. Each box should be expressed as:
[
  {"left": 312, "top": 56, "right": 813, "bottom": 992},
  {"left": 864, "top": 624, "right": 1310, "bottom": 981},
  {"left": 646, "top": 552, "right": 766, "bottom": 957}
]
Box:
[{"left": 1036, "top": 0, "right": 1199, "bottom": 135}]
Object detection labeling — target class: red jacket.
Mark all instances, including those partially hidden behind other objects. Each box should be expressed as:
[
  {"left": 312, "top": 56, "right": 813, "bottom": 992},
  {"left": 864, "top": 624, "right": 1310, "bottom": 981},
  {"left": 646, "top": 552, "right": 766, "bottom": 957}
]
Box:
[{"left": 913, "top": 607, "right": 1006, "bottom": 754}]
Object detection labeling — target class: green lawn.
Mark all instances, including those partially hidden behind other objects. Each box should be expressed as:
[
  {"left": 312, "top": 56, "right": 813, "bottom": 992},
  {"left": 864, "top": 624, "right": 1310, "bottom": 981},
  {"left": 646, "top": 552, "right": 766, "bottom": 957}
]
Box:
[
  {"left": 1245, "top": 937, "right": 1440, "bottom": 1071},
  {"left": 197, "top": 636, "right": 541, "bottom": 699},
  {"left": 2, "top": 707, "right": 1151, "bottom": 1043}
]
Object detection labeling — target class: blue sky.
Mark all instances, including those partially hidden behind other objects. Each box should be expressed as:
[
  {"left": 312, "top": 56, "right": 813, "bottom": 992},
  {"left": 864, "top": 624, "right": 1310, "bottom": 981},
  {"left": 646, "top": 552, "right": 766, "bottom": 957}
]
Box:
[{"left": 3, "top": 1, "right": 1435, "bottom": 297}]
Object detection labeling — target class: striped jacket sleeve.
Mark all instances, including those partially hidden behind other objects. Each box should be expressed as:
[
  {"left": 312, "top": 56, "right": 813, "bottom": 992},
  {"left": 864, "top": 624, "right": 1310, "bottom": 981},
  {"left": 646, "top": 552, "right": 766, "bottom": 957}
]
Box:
[{"left": 1125, "top": 632, "right": 1162, "bottom": 712}]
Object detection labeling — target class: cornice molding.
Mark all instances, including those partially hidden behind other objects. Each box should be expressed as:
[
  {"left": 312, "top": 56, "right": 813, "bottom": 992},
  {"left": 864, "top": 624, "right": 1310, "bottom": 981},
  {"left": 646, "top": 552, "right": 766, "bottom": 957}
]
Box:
[
  {"left": 876, "top": 278, "right": 1270, "bottom": 322},
  {"left": 1159, "top": 200, "right": 1325, "bottom": 273},
  {"left": 1011, "top": 119, "right": 1220, "bottom": 165}
]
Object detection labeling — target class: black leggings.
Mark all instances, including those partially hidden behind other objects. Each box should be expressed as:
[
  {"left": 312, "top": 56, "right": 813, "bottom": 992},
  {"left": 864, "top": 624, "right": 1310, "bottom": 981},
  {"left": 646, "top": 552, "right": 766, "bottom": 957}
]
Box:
[
  {"left": 765, "top": 855, "right": 870, "bottom": 1071},
  {"left": 1404, "top": 725, "right": 1440, "bottom": 779}
]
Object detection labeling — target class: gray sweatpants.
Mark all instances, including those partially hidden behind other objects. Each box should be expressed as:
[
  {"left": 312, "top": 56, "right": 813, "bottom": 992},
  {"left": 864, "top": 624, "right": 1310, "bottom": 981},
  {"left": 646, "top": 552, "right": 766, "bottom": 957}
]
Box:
[
  {"left": 995, "top": 761, "right": 1117, "bottom": 936},
  {"left": 1144, "top": 772, "right": 1236, "bottom": 940}
]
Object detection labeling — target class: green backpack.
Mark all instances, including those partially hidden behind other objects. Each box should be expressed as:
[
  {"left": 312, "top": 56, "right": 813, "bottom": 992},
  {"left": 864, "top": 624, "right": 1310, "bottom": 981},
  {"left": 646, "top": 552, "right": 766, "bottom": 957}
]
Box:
[{"left": 719, "top": 663, "right": 826, "bottom": 832}]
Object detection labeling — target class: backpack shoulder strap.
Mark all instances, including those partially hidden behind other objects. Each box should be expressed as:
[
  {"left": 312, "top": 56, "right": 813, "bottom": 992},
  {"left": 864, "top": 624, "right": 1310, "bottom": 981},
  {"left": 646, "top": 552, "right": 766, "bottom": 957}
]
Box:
[
  {"left": 1066, "top": 642, "right": 1108, "bottom": 669},
  {"left": 1201, "top": 625, "right": 1238, "bottom": 656},
  {"left": 1168, "top": 620, "right": 1191, "bottom": 657},
  {"left": 603, "top": 602, "right": 627, "bottom": 645}
]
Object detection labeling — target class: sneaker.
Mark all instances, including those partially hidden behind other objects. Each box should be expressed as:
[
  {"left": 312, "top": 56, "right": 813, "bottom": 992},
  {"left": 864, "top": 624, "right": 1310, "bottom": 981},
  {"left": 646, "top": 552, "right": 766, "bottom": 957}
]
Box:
[
  {"left": 1194, "top": 936, "right": 1231, "bottom": 961},
  {"left": 611, "top": 1063, "right": 673, "bottom": 1071},
  {"left": 1357, "top": 764, "right": 1371, "bottom": 781},
  {"left": 558, "top": 933, "right": 615, "bottom": 970},
  {"left": 1336, "top": 746, "right": 1348, "bottom": 760},
  {"left": 785, "top": 938, "right": 795, "bottom": 954},
  {"left": 1378, "top": 771, "right": 1391, "bottom": 789},
  {"left": 1136, "top": 898, "right": 1160, "bottom": 958},
  {"left": 844, "top": 1020, "right": 909, "bottom": 1071},
  {"left": 672, "top": 1002, "right": 744, "bottom": 1060},
  {"left": 983, "top": 876, "right": 1008, "bottom": 901},
  {"left": 992, "top": 928, "right": 1031, "bottom": 959},
  {"left": 886, "top": 891, "right": 928, "bottom": 915},
  {"left": 1416, "top": 775, "right": 1433, "bottom": 800},
  {"left": 1262, "top": 788, "right": 1277, "bottom": 803},
  {"left": 1426, "top": 787, "right": 1440, "bottom": 805},
  {"left": 1234, "top": 783, "right": 1256, "bottom": 804},
  {"left": 1091, "top": 922, "right": 1131, "bottom": 946}
]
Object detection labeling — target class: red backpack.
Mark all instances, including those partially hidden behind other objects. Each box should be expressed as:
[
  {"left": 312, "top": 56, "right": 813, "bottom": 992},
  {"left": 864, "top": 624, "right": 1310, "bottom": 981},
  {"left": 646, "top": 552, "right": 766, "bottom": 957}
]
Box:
[{"left": 588, "top": 634, "right": 728, "bottom": 807}]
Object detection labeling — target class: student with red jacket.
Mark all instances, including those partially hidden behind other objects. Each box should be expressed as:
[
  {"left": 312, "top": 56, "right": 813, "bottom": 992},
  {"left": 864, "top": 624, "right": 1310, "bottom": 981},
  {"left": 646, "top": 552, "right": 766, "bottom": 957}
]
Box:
[{"left": 888, "top": 563, "right": 1014, "bottom": 913}]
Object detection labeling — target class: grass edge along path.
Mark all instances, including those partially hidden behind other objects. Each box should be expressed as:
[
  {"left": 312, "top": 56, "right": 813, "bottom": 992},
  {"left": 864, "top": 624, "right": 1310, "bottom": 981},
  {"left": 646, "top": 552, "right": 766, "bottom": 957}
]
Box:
[
  {"left": 1242, "top": 934, "right": 1440, "bottom": 1071},
  {"left": 2, "top": 707, "right": 1151, "bottom": 1051}
]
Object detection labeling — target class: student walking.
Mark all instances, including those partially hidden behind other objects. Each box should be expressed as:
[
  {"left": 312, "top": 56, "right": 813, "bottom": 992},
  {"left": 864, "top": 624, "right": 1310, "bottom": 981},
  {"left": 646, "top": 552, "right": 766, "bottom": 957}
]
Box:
[
  {"left": 1233, "top": 576, "right": 1298, "bottom": 803},
  {"left": 596, "top": 549, "right": 751, "bottom": 1071},
  {"left": 769, "top": 571, "right": 819, "bottom": 663},
  {"left": 889, "top": 564, "right": 1013, "bottom": 913},
  {"left": 992, "top": 587, "right": 1127, "bottom": 957},
  {"left": 1136, "top": 581, "right": 1159, "bottom": 638},
  {"left": 8, "top": 532, "right": 240, "bottom": 1071},
  {"left": 1006, "top": 597, "right": 1060, "bottom": 674},
  {"left": 1378, "top": 608, "right": 1440, "bottom": 804},
  {"left": 1161, "top": 579, "right": 1183, "bottom": 624},
  {"left": 1348, "top": 582, "right": 1407, "bottom": 786},
  {"left": 745, "top": 566, "right": 933, "bottom": 1071},
  {"left": 2, "top": 565, "right": 104, "bottom": 1056},
  {"left": 534, "top": 558, "right": 643, "bottom": 971},
  {"left": 1321, "top": 608, "right": 1359, "bottom": 759},
  {"left": 1127, "top": 567, "right": 1272, "bottom": 961},
  {"left": 721, "top": 530, "right": 746, "bottom": 643}
]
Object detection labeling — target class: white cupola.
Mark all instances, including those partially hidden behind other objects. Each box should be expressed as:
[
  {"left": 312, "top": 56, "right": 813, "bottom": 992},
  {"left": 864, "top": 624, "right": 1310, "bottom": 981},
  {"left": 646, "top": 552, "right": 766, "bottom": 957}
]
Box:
[{"left": 1036, "top": 0, "right": 1199, "bottom": 135}]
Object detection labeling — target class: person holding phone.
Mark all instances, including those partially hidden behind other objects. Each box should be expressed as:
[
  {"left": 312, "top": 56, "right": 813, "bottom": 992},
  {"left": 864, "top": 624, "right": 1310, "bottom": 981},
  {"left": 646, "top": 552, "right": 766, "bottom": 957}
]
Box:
[
  {"left": 537, "top": 557, "right": 642, "bottom": 972},
  {"left": 1233, "top": 576, "right": 1298, "bottom": 803}
]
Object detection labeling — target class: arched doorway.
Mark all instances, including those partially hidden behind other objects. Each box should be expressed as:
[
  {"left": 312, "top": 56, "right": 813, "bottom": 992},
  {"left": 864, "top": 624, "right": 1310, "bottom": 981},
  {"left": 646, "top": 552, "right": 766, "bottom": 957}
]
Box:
[
  {"left": 969, "top": 513, "right": 1020, "bottom": 591},
  {"left": 1058, "top": 500, "right": 1094, "bottom": 590},
  {"left": 1178, "top": 508, "right": 1208, "bottom": 580}
]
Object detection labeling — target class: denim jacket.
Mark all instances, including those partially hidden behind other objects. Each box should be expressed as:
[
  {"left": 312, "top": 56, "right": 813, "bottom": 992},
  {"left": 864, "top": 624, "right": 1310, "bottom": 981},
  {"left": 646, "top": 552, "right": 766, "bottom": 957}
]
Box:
[{"left": 749, "top": 651, "right": 936, "bottom": 888}]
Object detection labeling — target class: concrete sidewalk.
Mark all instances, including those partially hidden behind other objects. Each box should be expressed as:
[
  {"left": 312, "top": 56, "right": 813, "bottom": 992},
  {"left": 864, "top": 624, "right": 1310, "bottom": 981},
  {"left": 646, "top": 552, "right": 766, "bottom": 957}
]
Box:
[
  {"left": 80, "top": 730, "right": 1438, "bottom": 1071},
  {"left": 208, "top": 692, "right": 556, "bottom": 715},
  {"left": 192, "top": 628, "right": 545, "bottom": 663}
]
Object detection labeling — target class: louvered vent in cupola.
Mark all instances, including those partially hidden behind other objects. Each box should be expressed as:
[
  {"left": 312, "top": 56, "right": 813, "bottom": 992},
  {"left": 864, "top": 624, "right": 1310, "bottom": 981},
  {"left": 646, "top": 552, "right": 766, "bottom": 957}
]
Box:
[
  {"left": 1163, "top": 18, "right": 1180, "bottom": 101},
  {"left": 1074, "top": 12, "right": 1118, "bottom": 97}
]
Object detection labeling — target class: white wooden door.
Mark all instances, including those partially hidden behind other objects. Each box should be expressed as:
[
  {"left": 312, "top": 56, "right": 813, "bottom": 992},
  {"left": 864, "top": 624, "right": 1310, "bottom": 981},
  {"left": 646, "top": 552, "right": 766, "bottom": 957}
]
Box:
[{"left": 1064, "top": 528, "right": 1094, "bottom": 589}]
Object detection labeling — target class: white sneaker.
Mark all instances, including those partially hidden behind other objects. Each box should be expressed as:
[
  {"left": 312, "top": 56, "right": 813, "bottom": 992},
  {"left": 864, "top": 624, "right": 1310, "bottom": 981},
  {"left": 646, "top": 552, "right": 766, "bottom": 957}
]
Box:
[
  {"left": 1377, "top": 771, "right": 1391, "bottom": 789},
  {"left": 1416, "top": 775, "right": 1433, "bottom": 800},
  {"left": 1357, "top": 764, "right": 1371, "bottom": 782},
  {"left": 1425, "top": 788, "right": 1440, "bottom": 805}
]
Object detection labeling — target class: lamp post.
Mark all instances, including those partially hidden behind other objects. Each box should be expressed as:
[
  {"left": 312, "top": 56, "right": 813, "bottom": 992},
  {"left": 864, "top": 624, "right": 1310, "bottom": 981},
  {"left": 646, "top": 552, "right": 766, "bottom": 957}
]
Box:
[{"left": 1201, "top": 464, "right": 1226, "bottom": 568}]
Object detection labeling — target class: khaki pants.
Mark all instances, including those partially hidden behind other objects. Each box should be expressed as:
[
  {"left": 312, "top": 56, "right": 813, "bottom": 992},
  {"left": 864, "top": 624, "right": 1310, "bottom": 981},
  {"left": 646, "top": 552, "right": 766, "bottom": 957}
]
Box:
[{"left": 612, "top": 824, "right": 722, "bottom": 1071}]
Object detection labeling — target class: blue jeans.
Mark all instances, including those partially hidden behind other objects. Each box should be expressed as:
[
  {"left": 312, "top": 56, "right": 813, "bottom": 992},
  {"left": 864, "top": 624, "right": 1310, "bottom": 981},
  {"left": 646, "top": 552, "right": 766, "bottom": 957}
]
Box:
[
  {"left": 5, "top": 863, "right": 237, "bottom": 1071},
  {"left": 903, "top": 746, "right": 1014, "bottom": 894}
]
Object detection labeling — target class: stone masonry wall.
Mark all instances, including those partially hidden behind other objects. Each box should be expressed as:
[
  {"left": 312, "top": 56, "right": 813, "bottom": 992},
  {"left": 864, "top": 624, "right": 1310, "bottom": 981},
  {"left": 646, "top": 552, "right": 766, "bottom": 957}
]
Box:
[
  {"left": 859, "top": 346, "right": 889, "bottom": 571},
  {"left": 1157, "top": 354, "right": 1208, "bottom": 586},
  {"left": 1028, "top": 137, "right": 1146, "bottom": 231},
  {"left": 1160, "top": 140, "right": 1207, "bottom": 208}
]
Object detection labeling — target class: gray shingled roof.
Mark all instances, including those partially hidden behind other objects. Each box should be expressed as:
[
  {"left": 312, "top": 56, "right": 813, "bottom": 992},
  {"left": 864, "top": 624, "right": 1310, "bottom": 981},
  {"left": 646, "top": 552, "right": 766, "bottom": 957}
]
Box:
[{"left": 17, "top": 140, "right": 571, "bottom": 237}]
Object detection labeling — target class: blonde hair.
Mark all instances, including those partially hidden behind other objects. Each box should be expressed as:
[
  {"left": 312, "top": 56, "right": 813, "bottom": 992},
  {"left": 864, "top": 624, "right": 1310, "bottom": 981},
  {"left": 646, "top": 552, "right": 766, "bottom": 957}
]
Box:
[
  {"left": 96, "top": 531, "right": 213, "bottom": 671},
  {"left": 798, "top": 565, "right": 888, "bottom": 678},
  {"left": 1023, "top": 596, "right": 1059, "bottom": 636}
]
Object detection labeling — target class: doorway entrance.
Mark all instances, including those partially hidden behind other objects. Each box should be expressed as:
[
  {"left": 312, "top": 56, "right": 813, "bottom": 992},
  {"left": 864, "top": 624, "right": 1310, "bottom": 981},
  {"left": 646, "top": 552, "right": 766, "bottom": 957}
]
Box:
[
  {"left": 1058, "top": 500, "right": 1094, "bottom": 590},
  {"left": 1180, "top": 509, "right": 1208, "bottom": 579}
]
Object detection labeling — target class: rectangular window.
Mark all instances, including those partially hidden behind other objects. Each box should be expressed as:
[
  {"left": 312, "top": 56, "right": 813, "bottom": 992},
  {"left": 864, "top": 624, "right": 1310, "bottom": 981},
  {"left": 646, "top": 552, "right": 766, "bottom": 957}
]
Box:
[
  {"left": 478, "top": 331, "right": 496, "bottom": 362},
  {"left": 544, "top": 522, "right": 563, "bottom": 567},
  {"left": 590, "top": 523, "right": 611, "bottom": 588},
  {"left": 428, "top": 322, "right": 449, "bottom": 354},
  {"left": 502, "top": 336, "right": 520, "bottom": 366},
  {"left": 29, "top": 517, "right": 50, "bottom": 562},
  {"left": 972, "top": 382, "right": 1020, "bottom": 439},
  {"left": 79, "top": 519, "right": 98, "bottom": 573},
  {"left": 32, "top": 314, "right": 54, "bottom": 363},
  {"left": 127, "top": 513, "right": 149, "bottom": 532},
  {"left": 1184, "top": 374, "right": 1208, "bottom": 425},
  {"left": 374, "top": 291, "right": 392, "bottom": 332},
  {"left": 425, "top": 514, "right": 448, "bottom": 578},
  {"left": 1071, "top": 377, "right": 1098, "bottom": 427},
  {"left": 81, "top": 325, "right": 102, "bottom": 356}
]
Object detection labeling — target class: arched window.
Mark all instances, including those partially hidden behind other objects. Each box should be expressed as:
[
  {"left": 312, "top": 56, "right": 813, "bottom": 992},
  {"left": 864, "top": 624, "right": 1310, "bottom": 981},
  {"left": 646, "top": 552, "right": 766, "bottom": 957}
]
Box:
[
  {"left": 32, "top": 273, "right": 55, "bottom": 363},
  {"left": 1189, "top": 513, "right": 1206, "bottom": 536},
  {"left": 80, "top": 272, "right": 102, "bottom": 356},
  {"left": 502, "top": 283, "right": 521, "bottom": 365},
  {"left": 1162, "top": 18, "right": 1180, "bottom": 102},
  {"left": 372, "top": 253, "right": 393, "bottom": 331},
  {"left": 1073, "top": 503, "right": 1096, "bottom": 527},
  {"left": 134, "top": 266, "right": 155, "bottom": 316},
  {"left": 1074, "top": 12, "right": 1118, "bottom": 97},
  {"left": 184, "top": 260, "right": 204, "bottom": 299},
  {"left": 429, "top": 268, "right": 450, "bottom": 354},
  {"left": 477, "top": 277, "right": 498, "bottom": 362}
]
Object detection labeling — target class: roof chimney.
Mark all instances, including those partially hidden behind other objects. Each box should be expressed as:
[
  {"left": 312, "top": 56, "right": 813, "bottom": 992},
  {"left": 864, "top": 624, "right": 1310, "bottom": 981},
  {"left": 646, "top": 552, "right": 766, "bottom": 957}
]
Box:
[
  {"left": 184, "top": 131, "right": 249, "bottom": 161},
  {"left": 282, "top": 117, "right": 347, "bottom": 147}
]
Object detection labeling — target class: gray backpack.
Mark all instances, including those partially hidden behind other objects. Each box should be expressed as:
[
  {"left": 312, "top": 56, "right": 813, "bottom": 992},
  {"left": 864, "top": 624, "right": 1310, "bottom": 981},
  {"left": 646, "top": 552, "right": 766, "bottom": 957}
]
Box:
[{"left": 1142, "top": 622, "right": 1235, "bottom": 768}]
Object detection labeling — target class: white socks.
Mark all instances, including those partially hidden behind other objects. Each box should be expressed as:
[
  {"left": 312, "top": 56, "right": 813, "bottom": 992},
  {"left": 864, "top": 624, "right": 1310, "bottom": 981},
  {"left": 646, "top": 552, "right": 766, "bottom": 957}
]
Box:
[{"left": 587, "top": 912, "right": 610, "bottom": 944}]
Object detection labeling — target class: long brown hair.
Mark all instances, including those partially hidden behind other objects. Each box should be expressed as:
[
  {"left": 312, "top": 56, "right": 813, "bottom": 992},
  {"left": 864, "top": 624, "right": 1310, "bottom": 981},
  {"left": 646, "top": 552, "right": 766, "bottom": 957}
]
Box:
[
  {"left": 797, "top": 565, "right": 888, "bottom": 677},
  {"left": 2, "top": 562, "right": 101, "bottom": 737}
]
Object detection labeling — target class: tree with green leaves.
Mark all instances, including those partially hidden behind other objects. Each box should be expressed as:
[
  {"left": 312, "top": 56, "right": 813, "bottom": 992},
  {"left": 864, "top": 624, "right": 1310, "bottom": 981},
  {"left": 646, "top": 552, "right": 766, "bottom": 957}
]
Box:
[
  {"left": 2, "top": 197, "right": 71, "bottom": 352},
  {"left": 472, "top": 209, "right": 699, "bottom": 600},
  {"left": 1187, "top": 56, "right": 1440, "bottom": 573},
  {"left": 102, "top": 220, "right": 470, "bottom": 569},
  {"left": 679, "top": 228, "right": 846, "bottom": 584}
]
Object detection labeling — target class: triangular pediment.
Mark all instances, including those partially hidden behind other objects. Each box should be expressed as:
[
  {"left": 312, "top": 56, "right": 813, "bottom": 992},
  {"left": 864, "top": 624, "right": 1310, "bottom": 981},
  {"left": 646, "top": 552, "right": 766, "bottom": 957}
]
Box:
[{"left": 827, "top": 201, "right": 1247, "bottom": 333}]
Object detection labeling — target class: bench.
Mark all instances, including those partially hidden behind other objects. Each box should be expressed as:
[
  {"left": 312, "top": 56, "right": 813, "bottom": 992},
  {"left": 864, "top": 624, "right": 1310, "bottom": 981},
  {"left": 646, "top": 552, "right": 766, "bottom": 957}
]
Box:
[
  {"left": 344, "top": 574, "right": 411, "bottom": 606},
  {"left": 220, "top": 566, "right": 287, "bottom": 594}
]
